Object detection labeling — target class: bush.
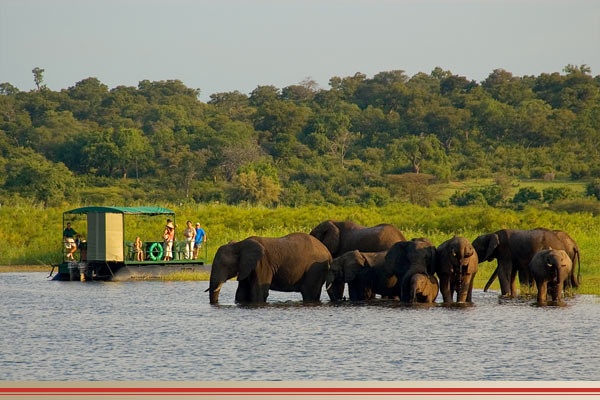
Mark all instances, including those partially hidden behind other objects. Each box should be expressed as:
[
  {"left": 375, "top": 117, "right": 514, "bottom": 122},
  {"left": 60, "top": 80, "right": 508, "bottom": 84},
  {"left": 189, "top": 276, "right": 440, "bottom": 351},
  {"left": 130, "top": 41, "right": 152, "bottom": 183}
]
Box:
[
  {"left": 450, "top": 190, "right": 487, "bottom": 207},
  {"left": 512, "top": 187, "right": 542, "bottom": 205},
  {"left": 585, "top": 179, "right": 600, "bottom": 200},
  {"left": 542, "top": 186, "right": 577, "bottom": 203}
]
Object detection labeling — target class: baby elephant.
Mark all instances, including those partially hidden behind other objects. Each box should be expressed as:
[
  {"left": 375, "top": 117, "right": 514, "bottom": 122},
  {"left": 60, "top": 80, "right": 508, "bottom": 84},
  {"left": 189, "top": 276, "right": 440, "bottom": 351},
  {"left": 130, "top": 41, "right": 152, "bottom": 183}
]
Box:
[
  {"left": 409, "top": 273, "right": 439, "bottom": 303},
  {"left": 529, "top": 248, "right": 573, "bottom": 305}
]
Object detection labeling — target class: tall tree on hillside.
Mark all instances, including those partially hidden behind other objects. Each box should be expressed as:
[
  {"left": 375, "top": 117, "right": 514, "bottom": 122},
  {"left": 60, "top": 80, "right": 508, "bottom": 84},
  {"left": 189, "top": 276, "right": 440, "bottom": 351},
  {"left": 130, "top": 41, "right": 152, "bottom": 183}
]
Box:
[{"left": 32, "top": 67, "right": 45, "bottom": 91}]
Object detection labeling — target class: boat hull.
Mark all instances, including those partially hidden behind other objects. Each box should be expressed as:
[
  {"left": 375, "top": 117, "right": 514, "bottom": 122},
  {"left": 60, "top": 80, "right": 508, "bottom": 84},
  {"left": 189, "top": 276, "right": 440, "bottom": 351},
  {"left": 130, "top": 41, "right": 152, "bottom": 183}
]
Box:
[{"left": 51, "top": 261, "right": 209, "bottom": 281}]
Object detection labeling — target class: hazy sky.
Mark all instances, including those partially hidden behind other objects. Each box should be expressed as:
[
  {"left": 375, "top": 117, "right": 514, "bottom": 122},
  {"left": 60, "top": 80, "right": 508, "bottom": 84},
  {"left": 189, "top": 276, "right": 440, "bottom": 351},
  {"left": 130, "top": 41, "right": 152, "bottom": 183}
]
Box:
[{"left": 1, "top": 0, "right": 599, "bottom": 101}]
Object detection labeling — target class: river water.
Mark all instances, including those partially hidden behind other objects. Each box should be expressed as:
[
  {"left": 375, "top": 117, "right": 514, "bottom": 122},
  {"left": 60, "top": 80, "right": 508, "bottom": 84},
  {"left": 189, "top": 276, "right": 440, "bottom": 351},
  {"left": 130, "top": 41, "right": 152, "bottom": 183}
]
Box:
[{"left": 1, "top": 272, "right": 599, "bottom": 381}]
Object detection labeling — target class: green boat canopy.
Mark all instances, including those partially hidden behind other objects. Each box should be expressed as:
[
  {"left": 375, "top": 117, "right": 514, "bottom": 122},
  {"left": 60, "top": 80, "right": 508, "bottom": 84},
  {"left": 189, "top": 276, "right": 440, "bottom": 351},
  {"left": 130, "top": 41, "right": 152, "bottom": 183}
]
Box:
[{"left": 64, "top": 206, "right": 175, "bottom": 215}]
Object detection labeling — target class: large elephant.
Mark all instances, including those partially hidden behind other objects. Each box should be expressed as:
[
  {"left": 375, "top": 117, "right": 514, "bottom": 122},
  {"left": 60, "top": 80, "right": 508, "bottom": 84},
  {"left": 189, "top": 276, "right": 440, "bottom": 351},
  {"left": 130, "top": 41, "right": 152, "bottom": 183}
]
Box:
[
  {"left": 529, "top": 248, "right": 573, "bottom": 305},
  {"left": 473, "top": 228, "right": 574, "bottom": 297},
  {"left": 435, "top": 236, "right": 478, "bottom": 303},
  {"left": 383, "top": 238, "right": 437, "bottom": 302},
  {"left": 207, "top": 232, "right": 332, "bottom": 304},
  {"left": 325, "top": 250, "right": 388, "bottom": 301},
  {"left": 483, "top": 228, "right": 581, "bottom": 292},
  {"left": 409, "top": 273, "right": 439, "bottom": 303},
  {"left": 310, "top": 220, "right": 406, "bottom": 300},
  {"left": 550, "top": 229, "right": 581, "bottom": 288}
]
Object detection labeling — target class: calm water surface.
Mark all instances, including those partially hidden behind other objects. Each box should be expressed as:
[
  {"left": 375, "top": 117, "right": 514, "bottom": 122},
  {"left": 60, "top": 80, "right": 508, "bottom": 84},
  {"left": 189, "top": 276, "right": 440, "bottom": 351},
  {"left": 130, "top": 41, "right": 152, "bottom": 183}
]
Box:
[{"left": 1, "top": 272, "right": 599, "bottom": 381}]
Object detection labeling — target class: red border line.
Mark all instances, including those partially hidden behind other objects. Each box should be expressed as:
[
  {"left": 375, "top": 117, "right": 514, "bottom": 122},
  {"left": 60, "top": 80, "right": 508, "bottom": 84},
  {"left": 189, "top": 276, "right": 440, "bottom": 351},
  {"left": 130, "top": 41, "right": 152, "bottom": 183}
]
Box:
[{"left": 1, "top": 387, "right": 600, "bottom": 395}]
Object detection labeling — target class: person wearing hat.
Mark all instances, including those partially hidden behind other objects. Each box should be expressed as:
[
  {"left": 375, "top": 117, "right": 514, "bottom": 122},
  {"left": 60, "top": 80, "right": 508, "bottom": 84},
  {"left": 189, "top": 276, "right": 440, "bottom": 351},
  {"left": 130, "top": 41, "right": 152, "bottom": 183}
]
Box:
[
  {"left": 183, "top": 220, "right": 196, "bottom": 260},
  {"left": 193, "top": 222, "right": 207, "bottom": 260},
  {"left": 163, "top": 219, "right": 175, "bottom": 261}
]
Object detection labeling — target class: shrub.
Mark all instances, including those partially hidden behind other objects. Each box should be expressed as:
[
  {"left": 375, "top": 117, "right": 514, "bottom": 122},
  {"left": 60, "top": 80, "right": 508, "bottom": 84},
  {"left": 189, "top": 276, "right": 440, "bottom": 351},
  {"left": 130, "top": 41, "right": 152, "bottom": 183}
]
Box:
[
  {"left": 542, "top": 186, "right": 577, "bottom": 203},
  {"left": 450, "top": 190, "right": 487, "bottom": 207},
  {"left": 512, "top": 187, "right": 542, "bottom": 205},
  {"left": 585, "top": 179, "right": 600, "bottom": 200}
]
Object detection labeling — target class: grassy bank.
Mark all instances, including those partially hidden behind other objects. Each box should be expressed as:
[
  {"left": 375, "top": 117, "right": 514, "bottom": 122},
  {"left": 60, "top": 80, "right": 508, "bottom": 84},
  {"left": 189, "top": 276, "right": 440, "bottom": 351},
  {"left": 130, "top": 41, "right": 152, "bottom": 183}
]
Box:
[{"left": 1, "top": 203, "right": 598, "bottom": 295}]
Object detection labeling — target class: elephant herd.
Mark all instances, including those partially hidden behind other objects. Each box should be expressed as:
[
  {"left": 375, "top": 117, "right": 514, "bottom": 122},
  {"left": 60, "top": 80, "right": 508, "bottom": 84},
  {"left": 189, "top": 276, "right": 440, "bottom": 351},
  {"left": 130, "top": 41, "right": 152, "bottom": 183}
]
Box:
[{"left": 207, "top": 220, "right": 581, "bottom": 307}]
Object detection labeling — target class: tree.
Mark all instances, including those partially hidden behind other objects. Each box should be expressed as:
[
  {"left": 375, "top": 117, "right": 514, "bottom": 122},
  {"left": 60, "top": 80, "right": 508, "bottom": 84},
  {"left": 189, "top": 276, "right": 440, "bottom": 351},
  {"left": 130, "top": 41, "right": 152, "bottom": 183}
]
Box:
[
  {"left": 230, "top": 161, "right": 281, "bottom": 206},
  {"left": 389, "top": 134, "right": 449, "bottom": 179},
  {"left": 112, "top": 128, "right": 152, "bottom": 179},
  {"left": 3, "top": 148, "right": 71, "bottom": 206},
  {"left": 32, "top": 67, "right": 45, "bottom": 91}
]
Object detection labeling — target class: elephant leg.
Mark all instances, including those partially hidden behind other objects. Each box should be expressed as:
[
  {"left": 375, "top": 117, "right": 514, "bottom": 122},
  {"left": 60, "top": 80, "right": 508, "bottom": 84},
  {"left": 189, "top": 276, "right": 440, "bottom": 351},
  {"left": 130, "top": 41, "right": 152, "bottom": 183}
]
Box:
[
  {"left": 439, "top": 275, "right": 452, "bottom": 303},
  {"left": 400, "top": 274, "right": 413, "bottom": 303},
  {"left": 249, "top": 282, "right": 270, "bottom": 303},
  {"left": 536, "top": 280, "right": 548, "bottom": 305},
  {"left": 455, "top": 275, "right": 470, "bottom": 303},
  {"left": 465, "top": 274, "right": 475, "bottom": 303},
  {"left": 347, "top": 281, "right": 362, "bottom": 301},
  {"left": 235, "top": 280, "right": 251, "bottom": 303},
  {"left": 497, "top": 263, "right": 513, "bottom": 297},
  {"left": 509, "top": 268, "right": 519, "bottom": 297}
]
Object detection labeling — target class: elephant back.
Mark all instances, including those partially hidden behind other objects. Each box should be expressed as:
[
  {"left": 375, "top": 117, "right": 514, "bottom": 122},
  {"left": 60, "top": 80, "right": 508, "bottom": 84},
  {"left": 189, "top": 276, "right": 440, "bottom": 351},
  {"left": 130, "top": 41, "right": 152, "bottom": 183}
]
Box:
[
  {"left": 338, "top": 223, "right": 406, "bottom": 256},
  {"left": 310, "top": 220, "right": 405, "bottom": 258}
]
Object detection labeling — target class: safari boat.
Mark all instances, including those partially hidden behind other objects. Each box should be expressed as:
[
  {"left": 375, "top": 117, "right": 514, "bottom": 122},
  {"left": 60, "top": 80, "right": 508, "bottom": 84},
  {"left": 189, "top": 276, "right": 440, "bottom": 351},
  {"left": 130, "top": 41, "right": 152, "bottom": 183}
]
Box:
[{"left": 50, "top": 206, "right": 208, "bottom": 281}]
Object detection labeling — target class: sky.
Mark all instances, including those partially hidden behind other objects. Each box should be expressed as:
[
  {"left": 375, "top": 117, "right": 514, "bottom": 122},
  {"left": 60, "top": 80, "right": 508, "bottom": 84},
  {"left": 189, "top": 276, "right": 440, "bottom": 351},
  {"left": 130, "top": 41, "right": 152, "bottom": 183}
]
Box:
[{"left": 1, "top": 0, "right": 599, "bottom": 101}]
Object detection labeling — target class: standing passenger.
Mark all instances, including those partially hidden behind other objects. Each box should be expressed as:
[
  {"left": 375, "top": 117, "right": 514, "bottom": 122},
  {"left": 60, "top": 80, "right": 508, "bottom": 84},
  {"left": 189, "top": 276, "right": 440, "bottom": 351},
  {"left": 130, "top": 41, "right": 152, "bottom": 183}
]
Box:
[
  {"left": 163, "top": 219, "right": 175, "bottom": 261},
  {"left": 183, "top": 220, "right": 196, "bottom": 259},
  {"left": 193, "top": 222, "right": 207, "bottom": 260},
  {"left": 63, "top": 222, "right": 78, "bottom": 260}
]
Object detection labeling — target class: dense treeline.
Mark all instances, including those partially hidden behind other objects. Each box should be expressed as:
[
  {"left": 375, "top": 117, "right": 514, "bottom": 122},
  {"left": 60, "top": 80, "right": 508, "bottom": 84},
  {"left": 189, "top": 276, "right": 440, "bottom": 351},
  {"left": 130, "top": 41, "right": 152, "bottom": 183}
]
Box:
[{"left": 1, "top": 65, "right": 599, "bottom": 207}]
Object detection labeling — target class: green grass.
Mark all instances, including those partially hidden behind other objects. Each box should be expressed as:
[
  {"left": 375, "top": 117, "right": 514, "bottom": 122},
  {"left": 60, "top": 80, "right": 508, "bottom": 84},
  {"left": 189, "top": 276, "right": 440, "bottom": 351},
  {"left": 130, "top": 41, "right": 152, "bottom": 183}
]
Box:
[{"left": 1, "top": 181, "right": 599, "bottom": 294}]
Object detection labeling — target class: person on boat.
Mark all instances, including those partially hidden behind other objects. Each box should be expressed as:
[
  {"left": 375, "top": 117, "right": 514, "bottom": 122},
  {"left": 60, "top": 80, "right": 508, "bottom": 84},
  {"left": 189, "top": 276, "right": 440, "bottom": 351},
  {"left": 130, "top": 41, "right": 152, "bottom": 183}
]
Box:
[
  {"left": 183, "top": 220, "right": 196, "bottom": 260},
  {"left": 63, "top": 222, "right": 78, "bottom": 260},
  {"left": 163, "top": 220, "right": 175, "bottom": 261},
  {"left": 133, "top": 236, "right": 144, "bottom": 261},
  {"left": 193, "top": 222, "right": 207, "bottom": 260}
]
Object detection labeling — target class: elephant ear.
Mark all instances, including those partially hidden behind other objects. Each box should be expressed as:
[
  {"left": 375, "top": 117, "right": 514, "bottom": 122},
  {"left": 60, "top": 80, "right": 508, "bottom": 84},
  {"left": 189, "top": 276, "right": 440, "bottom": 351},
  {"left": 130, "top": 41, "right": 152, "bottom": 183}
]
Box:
[
  {"left": 344, "top": 251, "right": 366, "bottom": 282},
  {"left": 466, "top": 245, "right": 479, "bottom": 273},
  {"left": 237, "top": 239, "right": 265, "bottom": 281},
  {"left": 383, "top": 241, "right": 408, "bottom": 275},
  {"left": 435, "top": 241, "right": 454, "bottom": 274},
  {"left": 426, "top": 246, "right": 437, "bottom": 275},
  {"left": 483, "top": 233, "right": 500, "bottom": 261},
  {"left": 313, "top": 220, "right": 340, "bottom": 256}
]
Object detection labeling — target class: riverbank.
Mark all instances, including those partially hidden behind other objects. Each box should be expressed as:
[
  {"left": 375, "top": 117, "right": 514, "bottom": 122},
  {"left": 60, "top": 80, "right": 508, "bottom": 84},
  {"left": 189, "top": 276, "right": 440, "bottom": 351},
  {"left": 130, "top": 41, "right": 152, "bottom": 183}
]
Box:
[
  {"left": 2, "top": 264, "right": 598, "bottom": 296},
  {"left": 0, "top": 265, "right": 211, "bottom": 281}
]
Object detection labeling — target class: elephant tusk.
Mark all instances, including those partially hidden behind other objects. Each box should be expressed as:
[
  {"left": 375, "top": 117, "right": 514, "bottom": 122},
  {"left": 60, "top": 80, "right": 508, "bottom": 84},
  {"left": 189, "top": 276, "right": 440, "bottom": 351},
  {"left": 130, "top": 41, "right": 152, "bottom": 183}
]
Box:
[{"left": 325, "top": 281, "right": 333, "bottom": 291}]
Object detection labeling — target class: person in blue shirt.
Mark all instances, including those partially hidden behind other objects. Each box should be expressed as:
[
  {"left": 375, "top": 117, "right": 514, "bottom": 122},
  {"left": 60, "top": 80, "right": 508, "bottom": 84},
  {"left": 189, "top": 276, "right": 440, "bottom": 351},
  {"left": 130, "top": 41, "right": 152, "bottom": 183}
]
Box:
[{"left": 193, "top": 222, "right": 207, "bottom": 260}]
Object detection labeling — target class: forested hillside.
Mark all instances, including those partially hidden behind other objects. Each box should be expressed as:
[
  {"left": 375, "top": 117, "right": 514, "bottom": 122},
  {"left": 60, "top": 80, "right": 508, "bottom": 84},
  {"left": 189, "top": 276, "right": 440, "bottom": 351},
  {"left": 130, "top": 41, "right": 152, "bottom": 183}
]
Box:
[{"left": 1, "top": 65, "right": 599, "bottom": 208}]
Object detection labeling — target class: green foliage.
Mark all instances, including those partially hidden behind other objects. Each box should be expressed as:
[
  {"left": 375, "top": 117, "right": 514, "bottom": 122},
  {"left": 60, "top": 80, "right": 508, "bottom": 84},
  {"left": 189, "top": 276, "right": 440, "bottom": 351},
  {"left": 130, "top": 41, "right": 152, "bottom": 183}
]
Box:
[
  {"left": 512, "top": 187, "right": 542, "bottom": 205},
  {"left": 1, "top": 66, "right": 599, "bottom": 207},
  {"left": 542, "top": 186, "right": 577, "bottom": 203},
  {"left": 585, "top": 179, "right": 600, "bottom": 200},
  {"left": 3, "top": 203, "right": 600, "bottom": 294}
]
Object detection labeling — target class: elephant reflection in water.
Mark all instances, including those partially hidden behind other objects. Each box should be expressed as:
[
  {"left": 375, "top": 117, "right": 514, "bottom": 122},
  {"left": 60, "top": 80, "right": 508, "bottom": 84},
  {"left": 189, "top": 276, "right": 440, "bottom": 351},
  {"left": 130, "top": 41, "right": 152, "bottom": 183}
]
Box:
[
  {"left": 310, "top": 219, "right": 406, "bottom": 301},
  {"left": 207, "top": 233, "right": 332, "bottom": 304}
]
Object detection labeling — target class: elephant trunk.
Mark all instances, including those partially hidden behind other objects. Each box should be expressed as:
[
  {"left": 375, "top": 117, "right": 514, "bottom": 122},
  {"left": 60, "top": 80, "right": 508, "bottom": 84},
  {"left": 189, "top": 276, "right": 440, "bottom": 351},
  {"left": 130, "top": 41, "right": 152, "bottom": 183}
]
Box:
[
  {"left": 325, "top": 270, "right": 335, "bottom": 291},
  {"left": 208, "top": 278, "right": 224, "bottom": 304}
]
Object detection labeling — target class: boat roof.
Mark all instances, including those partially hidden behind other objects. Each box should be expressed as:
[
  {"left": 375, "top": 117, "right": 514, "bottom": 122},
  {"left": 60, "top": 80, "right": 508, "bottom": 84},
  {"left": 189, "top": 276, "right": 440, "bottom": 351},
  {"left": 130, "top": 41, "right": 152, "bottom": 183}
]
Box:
[{"left": 64, "top": 206, "right": 175, "bottom": 215}]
